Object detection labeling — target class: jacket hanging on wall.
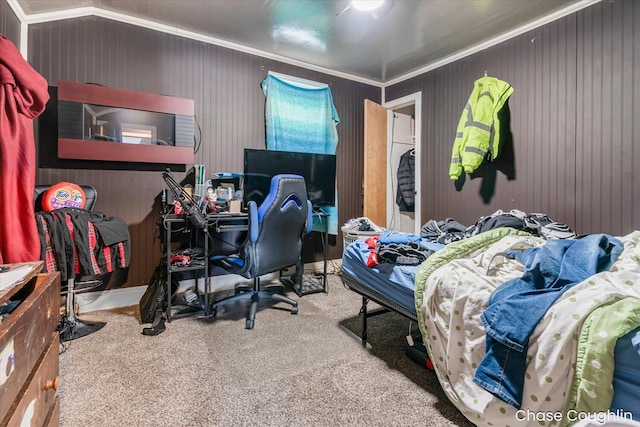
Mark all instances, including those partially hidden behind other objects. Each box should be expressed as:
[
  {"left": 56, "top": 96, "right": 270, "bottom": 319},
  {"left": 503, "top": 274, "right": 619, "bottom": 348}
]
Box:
[
  {"left": 449, "top": 76, "right": 513, "bottom": 180},
  {"left": 396, "top": 148, "right": 415, "bottom": 212},
  {"left": 0, "top": 34, "right": 50, "bottom": 263}
]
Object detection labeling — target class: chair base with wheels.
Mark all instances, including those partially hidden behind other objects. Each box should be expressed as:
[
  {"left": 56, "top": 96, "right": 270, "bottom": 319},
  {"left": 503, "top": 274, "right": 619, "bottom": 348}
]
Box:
[
  {"left": 210, "top": 174, "right": 312, "bottom": 330},
  {"left": 210, "top": 273, "right": 299, "bottom": 330}
]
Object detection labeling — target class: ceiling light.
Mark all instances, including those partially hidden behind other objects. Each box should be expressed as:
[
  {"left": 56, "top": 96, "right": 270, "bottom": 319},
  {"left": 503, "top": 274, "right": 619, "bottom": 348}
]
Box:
[{"left": 351, "top": 0, "right": 385, "bottom": 12}]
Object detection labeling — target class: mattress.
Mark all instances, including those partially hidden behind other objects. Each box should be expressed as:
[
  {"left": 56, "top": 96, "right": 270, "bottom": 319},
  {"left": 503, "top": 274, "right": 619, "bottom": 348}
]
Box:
[{"left": 341, "top": 235, "right": 444, "bottom": 315}]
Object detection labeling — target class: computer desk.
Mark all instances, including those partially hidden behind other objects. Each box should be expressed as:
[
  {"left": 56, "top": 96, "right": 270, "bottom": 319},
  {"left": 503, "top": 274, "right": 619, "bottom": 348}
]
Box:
[{"left": 163, "top": 210, "right": 328, "bottom": 322}]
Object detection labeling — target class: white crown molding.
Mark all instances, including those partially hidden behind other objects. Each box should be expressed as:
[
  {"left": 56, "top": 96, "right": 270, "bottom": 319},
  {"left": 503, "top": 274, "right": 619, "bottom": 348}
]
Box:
[
  {"left": 7, "top": 2, "right": 384, "bottom": 88},
  {"left": 383, "top": 0, "right": 602, "bottom": 87},
  {"left": 8, "top": 0, "right": 602, "bottom": 89}
]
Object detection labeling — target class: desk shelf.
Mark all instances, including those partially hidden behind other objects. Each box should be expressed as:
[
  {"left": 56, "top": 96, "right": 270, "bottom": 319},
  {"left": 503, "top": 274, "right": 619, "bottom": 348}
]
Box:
[
  {"left": 162, "top": 213, "right": 249, "bottom": 322},
  {"left": 163, "top": 215, "right": 207, "bottom": 322},
  {"left": 169, "top": 263, "right": 206, "bottom": 274}
]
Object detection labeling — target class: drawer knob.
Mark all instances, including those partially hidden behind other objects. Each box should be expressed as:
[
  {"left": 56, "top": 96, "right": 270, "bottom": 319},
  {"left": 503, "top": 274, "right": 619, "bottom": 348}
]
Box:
[{"left": 45, "top": 376, "right": 60, "bottom": 391}]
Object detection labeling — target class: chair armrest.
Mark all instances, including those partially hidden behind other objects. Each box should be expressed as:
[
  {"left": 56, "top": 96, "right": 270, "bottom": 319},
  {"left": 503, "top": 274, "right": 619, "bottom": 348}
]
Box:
[
  {"left": 306, "top": 200, "right": 313, "bottom": 234},
  {"left": 248, "top": 201, "right": 259, "bottom": 242}
]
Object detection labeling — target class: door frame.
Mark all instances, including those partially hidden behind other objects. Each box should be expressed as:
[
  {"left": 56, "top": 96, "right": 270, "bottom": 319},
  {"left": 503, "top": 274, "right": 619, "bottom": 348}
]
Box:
[{"left": 384, "top": 91, "right": 422, "bottom": 234}]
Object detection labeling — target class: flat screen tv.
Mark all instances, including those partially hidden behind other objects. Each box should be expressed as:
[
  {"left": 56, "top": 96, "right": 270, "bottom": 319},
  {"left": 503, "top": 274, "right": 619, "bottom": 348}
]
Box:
[{"left": 243, "top": 149, "right": 336, "bottom": 209}]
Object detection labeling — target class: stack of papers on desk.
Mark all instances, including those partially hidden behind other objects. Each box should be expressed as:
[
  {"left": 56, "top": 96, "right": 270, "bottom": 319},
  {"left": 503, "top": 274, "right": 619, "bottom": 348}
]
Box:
[{"left": 0, "top": 266, "right": 33, "bottom": 292}]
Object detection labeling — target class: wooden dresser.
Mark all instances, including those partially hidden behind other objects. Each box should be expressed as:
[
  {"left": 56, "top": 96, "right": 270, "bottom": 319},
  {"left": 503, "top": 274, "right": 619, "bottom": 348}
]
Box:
[{"left": 0, "top": 263, "right": 60, "bottom": 427}]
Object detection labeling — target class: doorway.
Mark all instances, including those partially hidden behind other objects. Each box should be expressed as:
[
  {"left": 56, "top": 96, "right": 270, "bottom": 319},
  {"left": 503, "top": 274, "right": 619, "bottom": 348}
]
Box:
[{"left": 363, "top": 92, "right": 422, "bottom": 234}]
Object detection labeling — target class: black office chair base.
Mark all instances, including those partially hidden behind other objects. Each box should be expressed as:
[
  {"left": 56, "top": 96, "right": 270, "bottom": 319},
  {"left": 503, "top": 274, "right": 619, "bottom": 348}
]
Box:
[
  {"left": 210, "top": 288, "right": 298, "bottom": 330},
  {"left": 59, "top": 314, "right": 107, "bottom": 342}
]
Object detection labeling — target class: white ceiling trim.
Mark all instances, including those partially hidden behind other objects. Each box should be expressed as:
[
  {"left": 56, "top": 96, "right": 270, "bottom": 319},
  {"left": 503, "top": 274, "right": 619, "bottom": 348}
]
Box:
[
  {"left": 383, "top": 0, "right": 602, "bottom": 88},
  {"left": 8, "top": 0, "right": 602, "bottom": 89},
  {"left": 7, "top": 1, "right": 384, "bottom": 88}
]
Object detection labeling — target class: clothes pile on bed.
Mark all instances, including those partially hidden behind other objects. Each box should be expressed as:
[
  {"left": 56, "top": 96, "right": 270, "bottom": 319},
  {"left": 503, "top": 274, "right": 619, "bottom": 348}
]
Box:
[
  {"left": 340, "top": 210, "right": 640, "bottom": 426},
  {"left": 415, "top": 228, "right": 640, "bottom": 426},
  {"left": 341, "top": 209, "right": 575, "bottom": 319},
  {"left": 361, "top": 231, "right": 437, "bottom": 267},
  {"left": 420, "top": 208, "right": 577, "bottom": 244}
]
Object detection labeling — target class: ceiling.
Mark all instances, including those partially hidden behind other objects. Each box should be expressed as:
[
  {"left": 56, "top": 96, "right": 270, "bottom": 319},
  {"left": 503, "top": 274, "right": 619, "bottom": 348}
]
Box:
[{"left": 14, "top": 0, "right": 592, "bottom": 85}]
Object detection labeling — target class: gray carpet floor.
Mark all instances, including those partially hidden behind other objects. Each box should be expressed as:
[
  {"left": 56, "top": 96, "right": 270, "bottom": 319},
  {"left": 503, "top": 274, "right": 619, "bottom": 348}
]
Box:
[{"left": 58, "top": 273, "right": 474, "bottom": 427}]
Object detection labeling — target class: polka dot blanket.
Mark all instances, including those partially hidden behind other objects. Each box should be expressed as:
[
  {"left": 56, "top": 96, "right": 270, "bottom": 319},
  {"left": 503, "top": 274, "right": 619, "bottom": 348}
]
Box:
[{"left": 414, "top": 228, "right": 640, "bottom": 427}]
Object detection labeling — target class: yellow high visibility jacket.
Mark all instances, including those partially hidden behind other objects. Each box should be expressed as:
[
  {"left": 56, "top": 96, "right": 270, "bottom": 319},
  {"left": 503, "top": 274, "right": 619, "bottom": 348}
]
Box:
[{"left": 449, "top": 77, "right": 513, "bottom": 180}]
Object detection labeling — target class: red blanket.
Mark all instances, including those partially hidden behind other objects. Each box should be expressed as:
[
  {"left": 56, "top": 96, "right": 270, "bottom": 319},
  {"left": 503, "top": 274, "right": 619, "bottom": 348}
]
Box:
[{"left": 0, "top": 34, "right": 49, "bottom": 263}]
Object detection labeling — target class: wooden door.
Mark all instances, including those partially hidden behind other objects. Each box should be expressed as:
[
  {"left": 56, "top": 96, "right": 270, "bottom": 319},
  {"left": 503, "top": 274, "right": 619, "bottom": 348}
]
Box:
[{"left": 363, "top": 99, "right": 387, "bottom": 228}]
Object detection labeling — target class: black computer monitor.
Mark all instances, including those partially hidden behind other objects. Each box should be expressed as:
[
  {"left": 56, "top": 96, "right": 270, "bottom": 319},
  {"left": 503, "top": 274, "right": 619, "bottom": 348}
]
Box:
[{"left": 243, "top": 149, "right": 336, "bottom": 209}]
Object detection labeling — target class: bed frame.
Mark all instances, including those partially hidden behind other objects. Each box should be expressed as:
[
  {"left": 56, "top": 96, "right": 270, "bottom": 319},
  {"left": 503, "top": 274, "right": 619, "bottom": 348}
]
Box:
[{"left": 341, "top": 272, "right": 418, "bottom": 347}]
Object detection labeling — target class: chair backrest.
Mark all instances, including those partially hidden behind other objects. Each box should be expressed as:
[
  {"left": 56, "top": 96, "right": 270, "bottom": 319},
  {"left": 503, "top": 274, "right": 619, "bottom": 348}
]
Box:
[
  {"left": 34, "top": 184, "right": 98, "bottom": 212},
  {"left": 240, "top": 174, "right": 312, "bottom": 278}
]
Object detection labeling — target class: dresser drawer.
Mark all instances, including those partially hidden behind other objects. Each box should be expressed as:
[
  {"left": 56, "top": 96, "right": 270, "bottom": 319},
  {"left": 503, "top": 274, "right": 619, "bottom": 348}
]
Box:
[
  {"left": 3, "top": 334, "right": 59, "bottom": 427},
  {"left": 0, "top": 273, "right": 60, "bottom": 424},
  {"left": 43, "top": 396, "right": 59, "bottom": 427}
]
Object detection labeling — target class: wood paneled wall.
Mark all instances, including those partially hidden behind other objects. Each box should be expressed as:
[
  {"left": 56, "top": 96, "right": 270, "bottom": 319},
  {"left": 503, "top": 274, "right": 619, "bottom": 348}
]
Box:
[
  {"left": 386, "top": 0, "right": 639, "bottom": 237},
  {"left": 28, "top": 16, "right": 380, "bottom": 288},
  {"left": 19, "top": 0, "right": 638, "bottom": 289},
  {"left": 0, "top": 1, "right": 21, "bottom": 46}
]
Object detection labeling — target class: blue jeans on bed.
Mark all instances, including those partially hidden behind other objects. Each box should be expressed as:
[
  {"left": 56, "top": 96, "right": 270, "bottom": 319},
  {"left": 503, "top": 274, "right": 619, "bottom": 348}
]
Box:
[{"left": 473, "top": 234, "right": 623, "bottom": 408}]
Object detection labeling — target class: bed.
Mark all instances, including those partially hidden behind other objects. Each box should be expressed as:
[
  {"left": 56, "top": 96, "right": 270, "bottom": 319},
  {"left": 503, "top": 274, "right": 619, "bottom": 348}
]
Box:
[
  {"left": 341, "top": 227, "right": 640, "bottom": 426},
  {"left": 341, "top": 231, "right": 443, "bottom": 344}
]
